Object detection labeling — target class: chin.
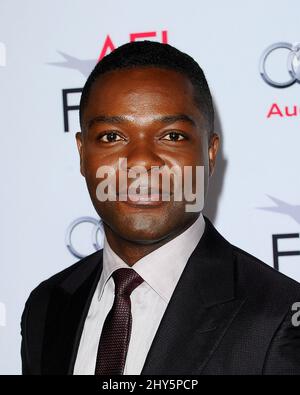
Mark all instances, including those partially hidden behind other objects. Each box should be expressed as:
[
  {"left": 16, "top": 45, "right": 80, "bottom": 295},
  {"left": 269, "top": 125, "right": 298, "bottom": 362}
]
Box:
[
  {"left": 98, "top": 203, "right": 186, "bottom": 243},
  {"left": 118, "top": 224, "right": 170, "bottom": 244},
  {"left": 109, "top": 217, "right": 173, "bottom": 244}
]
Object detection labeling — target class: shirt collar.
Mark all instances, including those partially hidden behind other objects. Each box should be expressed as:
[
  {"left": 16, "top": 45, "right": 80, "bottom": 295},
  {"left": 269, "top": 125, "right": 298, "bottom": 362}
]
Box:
[{"left": 98, "top": 213, "right": 205, "bottom": 302}]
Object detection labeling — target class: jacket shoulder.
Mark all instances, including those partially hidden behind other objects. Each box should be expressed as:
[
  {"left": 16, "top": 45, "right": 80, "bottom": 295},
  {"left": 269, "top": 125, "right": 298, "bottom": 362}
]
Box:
[
  {"left": 232, "top": 244, "right": 300, "bottom": 302},
  {"left": 21, "top": 249, "right": 103, "bottom": 374},
  {"left": 25, "top": 249, "right": 103, "bottom": 309}
]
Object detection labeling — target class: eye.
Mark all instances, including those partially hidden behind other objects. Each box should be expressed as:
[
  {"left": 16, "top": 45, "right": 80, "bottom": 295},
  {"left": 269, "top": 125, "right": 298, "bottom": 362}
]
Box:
[
  {"left": 161, "top": 131, "right": 186, "bottom": 141},
  {"left": 98, "top": 132, "right": 124, "bottom": 143}
]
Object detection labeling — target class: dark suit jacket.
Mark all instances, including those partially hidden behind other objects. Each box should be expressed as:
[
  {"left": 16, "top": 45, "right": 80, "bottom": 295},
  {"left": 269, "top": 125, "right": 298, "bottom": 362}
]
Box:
[{"left": 21, "top": 218, "right": 300, "bottom": 375}]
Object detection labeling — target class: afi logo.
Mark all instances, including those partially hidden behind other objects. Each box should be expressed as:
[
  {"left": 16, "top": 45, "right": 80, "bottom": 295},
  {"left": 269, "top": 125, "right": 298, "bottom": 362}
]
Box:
[
  {"left": 50, "top": 30, "right": 169, "bottom": 78},
  {"left": 98, "top": 31, "right": 168, "bottom": 60},
  {"left": 53, "top": 30, "right": 169, "bottom": 132},
  {"left": 258, "top": 196, "right": 300, "bottom": 272}
]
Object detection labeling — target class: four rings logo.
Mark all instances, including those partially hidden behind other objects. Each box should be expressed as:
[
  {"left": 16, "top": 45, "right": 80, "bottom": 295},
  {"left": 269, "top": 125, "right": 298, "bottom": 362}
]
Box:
[
  {"left": 260, "top": 42, "right": 300, "bottom": 88},
  {"left": 66, "top": 217, "right": 104, "bottom": 259}
]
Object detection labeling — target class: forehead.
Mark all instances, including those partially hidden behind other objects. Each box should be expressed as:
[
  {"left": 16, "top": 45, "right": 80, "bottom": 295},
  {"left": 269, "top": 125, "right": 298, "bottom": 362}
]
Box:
[{"left": 83, "top": 67, "right": 201, "bottom": 120}]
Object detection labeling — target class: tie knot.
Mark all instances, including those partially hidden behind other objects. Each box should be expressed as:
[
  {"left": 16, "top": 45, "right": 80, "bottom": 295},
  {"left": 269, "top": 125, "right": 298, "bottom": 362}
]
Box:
[{"left": 112, "top": 268, "right": 144, "bottom": 296}]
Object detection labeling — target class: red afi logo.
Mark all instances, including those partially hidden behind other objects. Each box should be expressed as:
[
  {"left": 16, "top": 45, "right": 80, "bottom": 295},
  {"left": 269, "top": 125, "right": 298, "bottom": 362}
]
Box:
[{"left": 98, "top": 31, "right": 169, "bottom": 60}]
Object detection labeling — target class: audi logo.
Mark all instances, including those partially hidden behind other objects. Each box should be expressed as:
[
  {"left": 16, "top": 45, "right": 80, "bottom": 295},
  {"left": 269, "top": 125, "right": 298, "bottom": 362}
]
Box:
[
  {"left": 65, "top": 217, "right": 104, "bottom": 259},
  {"left": 260, "top": 42, "right": 300, "bottom": 88}
]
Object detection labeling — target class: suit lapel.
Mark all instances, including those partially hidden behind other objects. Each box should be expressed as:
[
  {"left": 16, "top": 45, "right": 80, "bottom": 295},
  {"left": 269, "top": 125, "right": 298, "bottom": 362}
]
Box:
[
  {"left": 141, "top": 218, "right": 245, "bottom": 375},
  {"left": 41, "top": 250, "right": 103, "bottom": 375}
]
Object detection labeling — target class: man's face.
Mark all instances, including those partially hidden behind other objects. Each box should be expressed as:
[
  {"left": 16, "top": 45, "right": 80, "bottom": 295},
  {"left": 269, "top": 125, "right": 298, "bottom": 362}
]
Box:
[{"left": 76, "top": 67, "right": 219, "bottom": 244}]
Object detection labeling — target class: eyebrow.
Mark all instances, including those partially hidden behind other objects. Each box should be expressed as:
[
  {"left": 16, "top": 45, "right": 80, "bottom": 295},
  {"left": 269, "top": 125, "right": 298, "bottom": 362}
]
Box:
[{"left": 85, "top": 113, "right": 196, "bottom": 130}]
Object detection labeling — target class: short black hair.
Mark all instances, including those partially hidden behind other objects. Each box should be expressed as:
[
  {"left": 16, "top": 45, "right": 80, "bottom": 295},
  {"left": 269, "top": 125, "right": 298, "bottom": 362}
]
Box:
[{"left": 79, "top": 40, "right": 214, "bottom": 136}]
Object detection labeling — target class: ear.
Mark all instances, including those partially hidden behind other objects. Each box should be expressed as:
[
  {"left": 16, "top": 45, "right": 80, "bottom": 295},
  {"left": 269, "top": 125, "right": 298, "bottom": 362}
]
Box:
[
  {"left": 208, "top": 133, "right": 220, "bottom": 176},
  {"left": 76, "top": 132, "right": 85, "bottom": 177}
]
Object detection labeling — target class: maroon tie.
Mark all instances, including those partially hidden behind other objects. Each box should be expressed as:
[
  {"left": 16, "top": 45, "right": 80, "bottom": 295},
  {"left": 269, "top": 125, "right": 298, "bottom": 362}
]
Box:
[{"left": 94, "top": 268, "right": 144, "bottom": 375}]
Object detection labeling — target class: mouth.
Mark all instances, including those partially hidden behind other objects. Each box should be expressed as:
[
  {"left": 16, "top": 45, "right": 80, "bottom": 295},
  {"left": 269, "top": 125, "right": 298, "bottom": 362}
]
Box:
[{"left": 117, "top": 188, "right": 173, "bottom": 206}]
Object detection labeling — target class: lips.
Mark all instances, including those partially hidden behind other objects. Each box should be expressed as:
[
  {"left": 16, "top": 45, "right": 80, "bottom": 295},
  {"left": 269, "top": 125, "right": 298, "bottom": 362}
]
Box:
[{"left": 117, "top": 186, "right": 173, "bottom": 205}]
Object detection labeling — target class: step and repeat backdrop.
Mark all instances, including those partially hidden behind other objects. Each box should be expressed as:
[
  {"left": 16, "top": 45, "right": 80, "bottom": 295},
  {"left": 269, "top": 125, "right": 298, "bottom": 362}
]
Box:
[{"left": 0, "top": 0, "right": 299, "bottom": 374}]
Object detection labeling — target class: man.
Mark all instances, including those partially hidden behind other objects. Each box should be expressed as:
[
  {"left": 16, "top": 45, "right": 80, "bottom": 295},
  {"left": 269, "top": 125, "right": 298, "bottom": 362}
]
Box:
[{"left": 21, "top": 41, "right": 300, "bottom": 375}]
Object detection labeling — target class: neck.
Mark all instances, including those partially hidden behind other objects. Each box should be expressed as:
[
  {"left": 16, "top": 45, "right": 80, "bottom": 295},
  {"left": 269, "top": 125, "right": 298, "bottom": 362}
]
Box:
[{"left": 103, "top": 216, "right": 199, "bottom": 266}]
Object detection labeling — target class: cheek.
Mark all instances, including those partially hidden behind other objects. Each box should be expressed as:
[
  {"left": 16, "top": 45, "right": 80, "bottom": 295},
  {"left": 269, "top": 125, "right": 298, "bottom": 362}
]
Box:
[
  {"left": 163, "top": 146, "right": 207, "bottom": 188},
  {"left": 83, "top": 146, "right": 125, "bottom": 177},
  {"left": 82, "top": 149, "right": 100, "bottom": 175},
  {"left": 83, "top": 152, "right": 114, "bottom": 188}
]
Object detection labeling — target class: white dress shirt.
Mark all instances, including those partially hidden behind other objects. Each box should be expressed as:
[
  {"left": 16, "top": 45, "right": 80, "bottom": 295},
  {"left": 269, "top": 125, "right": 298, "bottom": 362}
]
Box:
[{"left": 73, "top": 213, "right": 205, "bottom": 375}]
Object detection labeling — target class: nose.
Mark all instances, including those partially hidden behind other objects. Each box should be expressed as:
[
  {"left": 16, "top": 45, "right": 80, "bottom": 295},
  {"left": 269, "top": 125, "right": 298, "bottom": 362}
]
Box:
[{"left": 125, "top": 140, "right": 166, "bottom": 172}]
